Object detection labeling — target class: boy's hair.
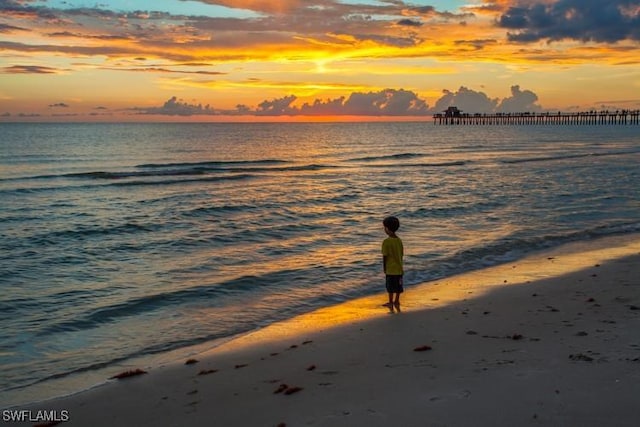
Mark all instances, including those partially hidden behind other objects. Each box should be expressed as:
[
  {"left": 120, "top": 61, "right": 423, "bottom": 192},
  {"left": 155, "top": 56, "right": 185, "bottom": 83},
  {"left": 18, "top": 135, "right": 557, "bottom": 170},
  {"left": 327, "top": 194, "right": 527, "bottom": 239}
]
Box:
[{"left": 383, "top": 216, "right": 400, "bottom": 232}]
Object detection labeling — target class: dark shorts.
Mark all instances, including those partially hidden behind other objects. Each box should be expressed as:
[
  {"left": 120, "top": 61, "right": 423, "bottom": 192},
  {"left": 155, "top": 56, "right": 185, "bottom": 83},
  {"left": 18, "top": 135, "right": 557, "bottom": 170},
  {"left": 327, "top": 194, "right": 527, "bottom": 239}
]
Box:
[{"left": 385, "top": 275, "right": 404, "bottom": 294}]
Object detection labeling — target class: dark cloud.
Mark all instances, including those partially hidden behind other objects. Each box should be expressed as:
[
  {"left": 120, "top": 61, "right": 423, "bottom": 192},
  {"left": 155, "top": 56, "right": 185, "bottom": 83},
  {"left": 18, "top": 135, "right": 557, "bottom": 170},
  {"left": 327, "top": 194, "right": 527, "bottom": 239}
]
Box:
[
  {"left": 0, "top": 22, "right": 26, "bottom": 32},
  {"left": 0, "top": 40, "right": 195, "bottom": 62},
  {"left": 101, "top": 66, "right": 226, "bottom": 76},
  {"left": 337, "top": 32, "right": 423, "bottom": 48},
  {"left": 298, "top": 97, "right": 346, "bottom": 116},
  {"left": 341, "top": 89, "right": 429, "bottom": 116},
  {"left": 133, "top": 96, "right": 217, "bottom": 116},
  {"left": 255, "top": 89, "right": 430, "bottom": 116},
  {"left": 48, "top": 102, "right": 69, "bottom": 108},
  {"left": 397, "top": 19, "right": 423, "bottom": 27},
  {"left": 432, "top": 87, "right": 498, "bottom": 114},
  {"left": 0, "top": 0, "right": 164, "bottom": 23},
  {"left": 410, "top": 6, "right": 436, "bottom": 15},
  {"left": 0, "top": 0, "right": 58, "bottom": 20},
  {"left": 255, "top": 95, "right": 298, "bottom": 116},
  {"left": 431, "top": 85, "right": 544, "bottom": 113},
  {"left": 52, "top": 113, "right": 79, "bottom": 117},
  {"left": 0, "top": 1, "right": 193, "bottom": 58},
  {"left": 499, "top": 0, "right": 640, "bottom": 43},
  {"left": 135, "top": 86, "right": 547, "bottom": 117},
  {"left": 454, "top": 38, "right": 498, "bottom": 50},
  {"left": 437, "top": 10, "right": 475, "bottom": 21},
  {"left": 1, "top": 65, "right": 60, "bottom": 74},
  {"left": 496, "top": 85, "right": 542, "bottom": 112},
  {"left": 47, "top": 31, "right": 130, "bottom": 41},
  {"left": 406, "top": 4, "right": 473, "bottom": 20}
]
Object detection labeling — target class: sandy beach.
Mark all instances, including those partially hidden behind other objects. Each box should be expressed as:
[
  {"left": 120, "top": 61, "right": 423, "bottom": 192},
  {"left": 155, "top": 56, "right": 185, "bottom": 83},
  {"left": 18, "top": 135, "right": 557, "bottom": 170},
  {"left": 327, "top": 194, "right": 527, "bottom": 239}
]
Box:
[{"left": 9, "top": 234, "right": 640, "bottom": 426}]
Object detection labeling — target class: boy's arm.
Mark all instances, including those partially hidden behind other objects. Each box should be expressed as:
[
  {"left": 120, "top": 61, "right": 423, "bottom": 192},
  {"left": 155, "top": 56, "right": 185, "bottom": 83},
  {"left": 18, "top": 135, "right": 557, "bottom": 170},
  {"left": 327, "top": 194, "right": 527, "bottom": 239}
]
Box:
[{"left": 382, "top": 239, "right": 387, "bottom": 273}]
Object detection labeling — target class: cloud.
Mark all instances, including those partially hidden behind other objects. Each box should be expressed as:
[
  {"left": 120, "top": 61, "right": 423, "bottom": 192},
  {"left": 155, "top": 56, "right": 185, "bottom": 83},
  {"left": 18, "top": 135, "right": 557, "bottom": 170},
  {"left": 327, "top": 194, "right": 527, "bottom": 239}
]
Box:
[
  {"left": 133, "top": 96, "right": 217, "bottom": 116},
  {"left": 430, "top": 85, "right": 545, "bottom": 113},
  {"left": 47, "top": 31, "right": 130, "bottom": 41},
  {"left": 341, "top": 89, "right": 429, "bottom": 116},
  {"left": 52, "top": 113, "right": 79, "bottom": 117},
  {"left": 196, "top": 0, "right": 304, "bottom": 14},
  {"left": 432, "top": 87, "right": 499, "bottom": 114},
  {"left": 1, "top": 65, "right": 60, "bottom": 74},
  {"left": 0, "top": 22, "right": 26, "bottom": 32},
  {"left": 0, "top": 0, "right": 474, "bottom": 62},
  {"left": 332, "top": 32, "right": 423, "bottom": 48},
  {"left": 496, "top": 85, "right": 542, "bottom": 112},
  {"left": 454, "top": 38, "right": 498, "bottom": 50},
  {"left": 300, "top": 87, "right": 538, "bottom": 116},
  {"left": 498, "top": 0, "right": 640, "bottom": 43},
  {"left": 188, "top": 2, "right": 435, "bottom": 50},
  {"left": 255, "top": 89, "right": 430, "bottom": 116},
  {"left": 2, "top": 0, "right": 632, "bottom": 71},
  {"left": 406, "top": 4, "right": 474, "bottom": 21},
  {"left": 408, "top": 6, "right": 436, "bottom": 16},
  {"left": 397, "top": 19, "right": 423, "bottom": 27},
  {"left": 134, "top": 86, "right": 547, "bottom": 117},
  {"left": 0, "top": 40, "right": 198, "bottom": 61},
  {"left": 0, "top": 0, "right": 50, "bottom": 17},
  {"left": 101, "top": 66, "right": 226, "bottom": 76},
  {"left": 255, "top": 95, "right": 298, "bottom": 115},
  {"left": 49, "top": 102, "right": 69, "bottom": 108}
]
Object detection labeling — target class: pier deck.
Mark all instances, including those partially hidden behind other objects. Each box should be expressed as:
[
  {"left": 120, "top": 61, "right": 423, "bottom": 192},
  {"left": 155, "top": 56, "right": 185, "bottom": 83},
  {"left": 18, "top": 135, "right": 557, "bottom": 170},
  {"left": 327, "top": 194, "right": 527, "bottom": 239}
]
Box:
[{"left": 433, "top": 110, "right": 640, "bottom": 125}]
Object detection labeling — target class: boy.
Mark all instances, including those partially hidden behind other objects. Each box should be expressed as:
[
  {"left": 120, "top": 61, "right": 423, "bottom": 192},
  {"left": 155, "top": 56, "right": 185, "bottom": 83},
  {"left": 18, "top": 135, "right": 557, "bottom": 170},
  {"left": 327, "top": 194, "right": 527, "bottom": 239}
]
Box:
[{"left": 381, "top": 216, "right": 404, "bottom": 309}]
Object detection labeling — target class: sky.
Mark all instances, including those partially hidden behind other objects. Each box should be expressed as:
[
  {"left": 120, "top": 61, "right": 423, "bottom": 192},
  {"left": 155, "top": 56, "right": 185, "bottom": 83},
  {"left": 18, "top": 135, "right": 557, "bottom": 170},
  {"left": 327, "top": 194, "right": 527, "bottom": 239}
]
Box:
[{"left": 0, "top": 0, "right": 639, "bottom": 121}]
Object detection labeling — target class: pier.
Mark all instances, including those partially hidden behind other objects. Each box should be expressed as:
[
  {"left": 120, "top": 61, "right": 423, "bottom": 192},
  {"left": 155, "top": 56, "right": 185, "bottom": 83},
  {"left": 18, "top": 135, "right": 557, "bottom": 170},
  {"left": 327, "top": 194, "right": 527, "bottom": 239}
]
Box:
[{"left": 433, "top": 107, "right": 640, "bottom": 125}]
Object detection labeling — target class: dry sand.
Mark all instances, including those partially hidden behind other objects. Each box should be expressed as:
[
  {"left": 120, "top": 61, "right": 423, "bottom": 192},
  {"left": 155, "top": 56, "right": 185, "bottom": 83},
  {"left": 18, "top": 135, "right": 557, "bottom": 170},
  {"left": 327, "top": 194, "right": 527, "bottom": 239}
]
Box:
[{"left": 10, "top": 234, "right": 640, "bottom": 426}]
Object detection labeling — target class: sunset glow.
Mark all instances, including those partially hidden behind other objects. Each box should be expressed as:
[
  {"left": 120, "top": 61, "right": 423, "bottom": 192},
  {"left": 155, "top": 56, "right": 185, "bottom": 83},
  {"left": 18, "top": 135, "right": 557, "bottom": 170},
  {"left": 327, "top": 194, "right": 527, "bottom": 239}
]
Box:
[{"left": 1, "top": 0, "right": 639, "bottom": 121}]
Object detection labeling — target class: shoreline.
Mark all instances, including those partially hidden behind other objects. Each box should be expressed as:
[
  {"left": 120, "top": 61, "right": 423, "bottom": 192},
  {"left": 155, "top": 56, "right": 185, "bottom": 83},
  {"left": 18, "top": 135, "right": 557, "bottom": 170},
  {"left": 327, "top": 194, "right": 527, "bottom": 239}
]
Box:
[{"left": 6, "top": 233, "right": 640, "bottom": 425}]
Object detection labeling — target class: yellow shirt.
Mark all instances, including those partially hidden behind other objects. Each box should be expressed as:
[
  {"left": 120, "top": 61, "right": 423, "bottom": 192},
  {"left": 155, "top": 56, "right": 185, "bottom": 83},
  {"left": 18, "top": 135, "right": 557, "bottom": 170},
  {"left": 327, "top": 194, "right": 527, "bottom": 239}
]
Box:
[{"left": 382, "top": 237, "right": 403, "bottom": 275}]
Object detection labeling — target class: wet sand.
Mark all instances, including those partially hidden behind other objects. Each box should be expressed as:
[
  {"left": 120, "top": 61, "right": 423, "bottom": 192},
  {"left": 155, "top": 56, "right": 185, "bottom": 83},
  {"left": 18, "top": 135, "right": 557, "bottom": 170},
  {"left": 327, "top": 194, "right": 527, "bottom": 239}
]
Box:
[{"left": 14, "top": 234, "right": 640, "bottom": 426}]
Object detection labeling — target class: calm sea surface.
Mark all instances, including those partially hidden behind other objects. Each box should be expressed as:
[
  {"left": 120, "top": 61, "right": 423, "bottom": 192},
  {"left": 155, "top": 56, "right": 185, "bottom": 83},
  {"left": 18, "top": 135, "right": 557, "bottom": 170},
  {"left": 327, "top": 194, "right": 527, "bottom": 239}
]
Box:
[{"left": 1, "top": 122, "right": 639, "bottom": 406}]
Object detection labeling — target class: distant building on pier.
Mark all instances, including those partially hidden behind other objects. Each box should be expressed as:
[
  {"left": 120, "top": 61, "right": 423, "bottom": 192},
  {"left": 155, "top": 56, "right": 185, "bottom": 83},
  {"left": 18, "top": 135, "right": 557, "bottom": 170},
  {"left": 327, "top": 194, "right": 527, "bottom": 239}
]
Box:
[{"left": 443, "top": 106, "right": 462, "bottom": 118}]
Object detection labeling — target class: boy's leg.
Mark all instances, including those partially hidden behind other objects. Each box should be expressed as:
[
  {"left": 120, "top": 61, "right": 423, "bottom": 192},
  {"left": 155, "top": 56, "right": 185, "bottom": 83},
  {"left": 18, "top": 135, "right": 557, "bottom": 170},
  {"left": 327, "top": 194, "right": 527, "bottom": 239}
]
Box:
[
  {"left": 395, "top": 276, "right": 403, "bottom": 306},
  {"left": 383, "top": 292, "right": 394, "bottom": 307}
]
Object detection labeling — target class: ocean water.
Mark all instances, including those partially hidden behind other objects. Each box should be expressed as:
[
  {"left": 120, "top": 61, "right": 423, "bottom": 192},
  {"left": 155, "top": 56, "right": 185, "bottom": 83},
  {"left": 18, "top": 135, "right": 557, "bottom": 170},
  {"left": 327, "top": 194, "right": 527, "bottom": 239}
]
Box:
[{"left": 1, "top": 122, "right": 639, "bottom": 407}]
